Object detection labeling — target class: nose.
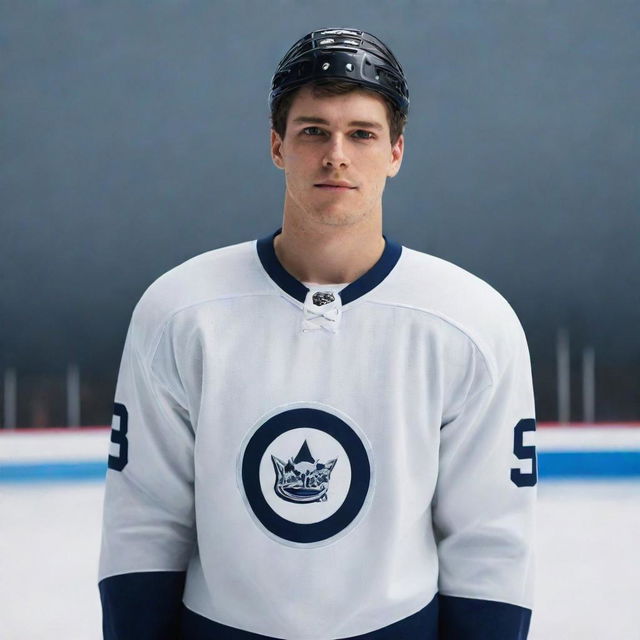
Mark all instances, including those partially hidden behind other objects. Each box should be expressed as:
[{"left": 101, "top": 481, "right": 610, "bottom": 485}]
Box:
[{"left": 322, "top": 135, "right": 350, "bottom": 169}]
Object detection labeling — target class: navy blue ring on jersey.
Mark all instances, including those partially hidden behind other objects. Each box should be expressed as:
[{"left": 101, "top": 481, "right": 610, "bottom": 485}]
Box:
[
  {"left": 256, "top": 228, "right": 402, "bottom": 305},
  {"left": 241, "top": 407, "right": 371, "bottom": 544}
]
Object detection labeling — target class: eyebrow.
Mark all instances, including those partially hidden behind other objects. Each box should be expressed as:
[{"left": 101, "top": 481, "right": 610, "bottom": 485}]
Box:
[{"left": 291, "top": 116, "right": 384, "bottom": 131}]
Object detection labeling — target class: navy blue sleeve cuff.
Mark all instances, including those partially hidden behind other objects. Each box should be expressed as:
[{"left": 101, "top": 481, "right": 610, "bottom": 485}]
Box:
[
  {"left": 99, "top": 571, "right": 187, "bottom": 640},
  {"left": 438, "top": 594, "right": 532, "bottom": 640}
]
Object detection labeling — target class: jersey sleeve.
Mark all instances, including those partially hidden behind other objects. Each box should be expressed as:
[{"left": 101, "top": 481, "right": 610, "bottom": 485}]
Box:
[
  {"left": 98, "top": 307, "right": 196, "bottom": 640},
  {"left": 432, "top": 314, "right": 537, "bottom": 640}
]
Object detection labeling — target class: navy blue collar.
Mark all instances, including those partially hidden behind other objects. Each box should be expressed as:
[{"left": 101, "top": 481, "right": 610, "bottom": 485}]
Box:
[{"left": 256, "top": 228, "right": 402, "bottom": 305}]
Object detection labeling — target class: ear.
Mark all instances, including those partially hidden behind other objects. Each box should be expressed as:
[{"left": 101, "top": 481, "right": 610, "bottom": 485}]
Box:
[
  {"left": 271, "top": 129, "right": 285, "bottom": 170},
  {"left": 387, "top": 134, "right": 404, "bottom": 178}
]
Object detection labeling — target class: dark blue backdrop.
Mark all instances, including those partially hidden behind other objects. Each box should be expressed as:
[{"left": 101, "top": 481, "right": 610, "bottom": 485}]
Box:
[{"left": 2, "top": 1, "right": 638, "bottom": 420}]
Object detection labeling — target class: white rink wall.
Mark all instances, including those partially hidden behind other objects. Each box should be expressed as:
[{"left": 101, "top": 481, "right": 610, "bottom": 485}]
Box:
[
  {"left": 0, "top": 428, "right": 110, "bottom": 462},
  {"left": 3, "top": 424, "right": 640, "bottom": 483}
]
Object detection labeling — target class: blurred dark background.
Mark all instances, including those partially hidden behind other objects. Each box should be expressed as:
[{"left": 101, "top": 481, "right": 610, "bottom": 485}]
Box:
[{"left": 1, "top": 1, "right": 638, "bottom": 427}]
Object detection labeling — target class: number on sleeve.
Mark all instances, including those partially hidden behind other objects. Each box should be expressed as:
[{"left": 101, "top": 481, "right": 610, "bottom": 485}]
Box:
[
  {"left": 108, "top": 402, "right": 129, "bottom": 471},
  {"left": 511, "top": 418, "right": 537, "bottom": 487}
]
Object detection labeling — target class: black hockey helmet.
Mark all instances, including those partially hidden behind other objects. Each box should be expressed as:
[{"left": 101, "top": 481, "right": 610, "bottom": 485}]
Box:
[{"left": 269, "top": 28, "right": 409, "bottom": 116}]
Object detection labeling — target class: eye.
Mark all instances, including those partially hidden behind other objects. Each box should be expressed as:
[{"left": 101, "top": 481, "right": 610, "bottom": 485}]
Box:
[
  {"left": 352, "top": 130, "right": 375, "bottom": 140},
  {"left": 302, "top": 126, "right": 324, "bottom": 136}
]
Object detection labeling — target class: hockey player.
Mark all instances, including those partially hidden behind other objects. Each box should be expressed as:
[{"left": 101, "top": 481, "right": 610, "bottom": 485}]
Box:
[{"left": 99, "top": 28, "right": 537, "bottom": 639}]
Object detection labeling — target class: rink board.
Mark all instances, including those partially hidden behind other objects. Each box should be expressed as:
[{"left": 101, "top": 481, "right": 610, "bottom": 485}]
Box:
[{"left": 1, "top": 425, "right": 639, "bottom": 483}]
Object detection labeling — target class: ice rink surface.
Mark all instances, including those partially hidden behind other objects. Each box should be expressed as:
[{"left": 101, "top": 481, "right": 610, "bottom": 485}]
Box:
[{"left": 1, "top": 479, "right": 639, "bottom": 639}]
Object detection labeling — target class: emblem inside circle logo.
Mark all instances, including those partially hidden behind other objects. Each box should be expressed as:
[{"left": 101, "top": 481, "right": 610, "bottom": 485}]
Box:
[
  {"left": 271, "top": 439, "right": 338, "bottom": 504},
  {"left": 238, "top": 406, "right": 373, "bottom": 546}
]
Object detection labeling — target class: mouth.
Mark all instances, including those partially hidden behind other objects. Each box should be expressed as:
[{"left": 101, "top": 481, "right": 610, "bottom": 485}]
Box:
[{"left": 314, "top": 183, "right": 357, "bottom": 191}]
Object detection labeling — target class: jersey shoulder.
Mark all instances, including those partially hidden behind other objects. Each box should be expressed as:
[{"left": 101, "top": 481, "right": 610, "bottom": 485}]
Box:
[
  {"left": 379, "top": 245, "right": 528, "bottom": 380},
  {"left": 127, "top": 238, "right": 266, "bottom": 358}
]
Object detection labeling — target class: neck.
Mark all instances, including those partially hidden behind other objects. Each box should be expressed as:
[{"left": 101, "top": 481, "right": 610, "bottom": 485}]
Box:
[{"left": 273, "top": 216, "right": 385, "bottom": 285}]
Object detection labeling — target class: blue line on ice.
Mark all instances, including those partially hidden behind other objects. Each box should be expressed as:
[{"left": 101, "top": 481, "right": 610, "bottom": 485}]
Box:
[{"left": 0, "top": 461, "right": 107, "bottom": 483}]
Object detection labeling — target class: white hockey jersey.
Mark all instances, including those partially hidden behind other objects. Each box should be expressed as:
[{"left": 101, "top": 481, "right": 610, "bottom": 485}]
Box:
[{"left": 99, "top": 229, "right": 537, "bottom": 640}]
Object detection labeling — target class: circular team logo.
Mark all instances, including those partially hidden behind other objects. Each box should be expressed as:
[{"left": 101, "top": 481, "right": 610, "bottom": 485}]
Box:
[{"left": 237, "top": 403, "right": 374, "bottom": 547}]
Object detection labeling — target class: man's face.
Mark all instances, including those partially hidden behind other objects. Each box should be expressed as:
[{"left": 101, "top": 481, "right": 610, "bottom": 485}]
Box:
[{"left": 271, "top": 85, "right": 404, "bottom": 228}]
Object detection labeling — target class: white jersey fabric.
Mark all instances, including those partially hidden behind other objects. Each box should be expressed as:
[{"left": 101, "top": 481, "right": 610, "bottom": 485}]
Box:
[{"left": 99, "top": 229, "right": 536, "bottom": 639}]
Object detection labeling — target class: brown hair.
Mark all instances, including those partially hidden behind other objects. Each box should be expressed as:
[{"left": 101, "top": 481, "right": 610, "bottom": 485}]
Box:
[{"left": 270, "top": 80, "right": 407, "bottom": 145}]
